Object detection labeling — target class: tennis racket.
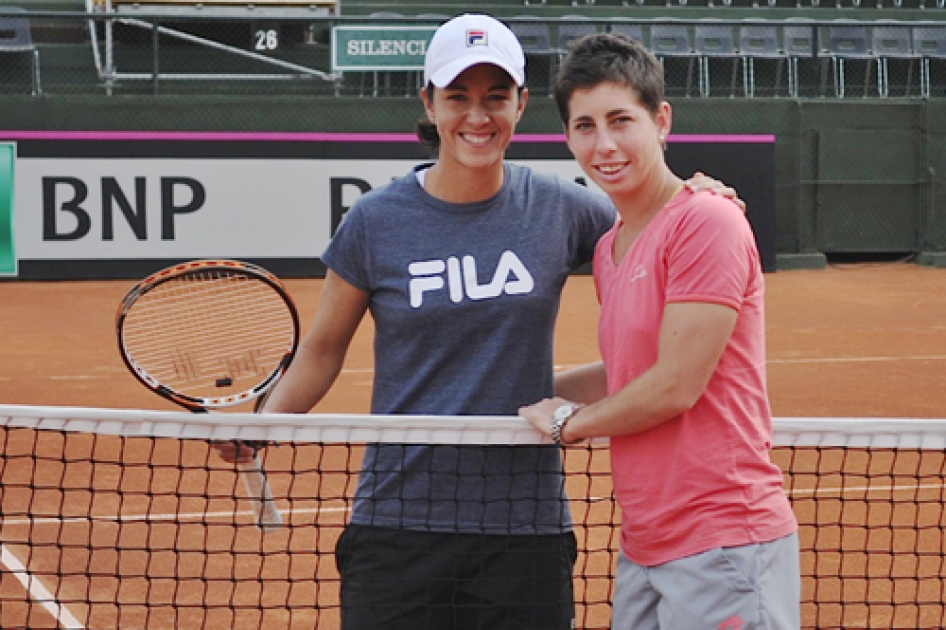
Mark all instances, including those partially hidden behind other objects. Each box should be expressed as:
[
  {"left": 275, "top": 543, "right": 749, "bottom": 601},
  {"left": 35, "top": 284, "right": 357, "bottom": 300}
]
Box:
[{"left": 116, "top": 259, "right": 300, "bottom": 532}]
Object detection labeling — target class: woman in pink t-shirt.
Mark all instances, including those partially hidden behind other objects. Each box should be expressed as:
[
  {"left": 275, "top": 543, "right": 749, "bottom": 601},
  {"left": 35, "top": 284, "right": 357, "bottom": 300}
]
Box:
[{"left": 520, "top": 34, "right": 800, "bottom": 630}]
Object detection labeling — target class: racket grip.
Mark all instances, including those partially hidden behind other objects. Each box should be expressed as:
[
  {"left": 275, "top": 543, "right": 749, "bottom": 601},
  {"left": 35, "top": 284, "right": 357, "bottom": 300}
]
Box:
[{"left": 238, "top": 456, "right": 283, "bottom": 532}]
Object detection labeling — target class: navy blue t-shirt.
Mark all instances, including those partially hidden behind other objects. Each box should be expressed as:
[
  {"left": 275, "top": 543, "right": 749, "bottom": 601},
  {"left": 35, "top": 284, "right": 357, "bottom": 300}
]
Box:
[{"left": 322, "top": 162, "right": 615, "bottom": 534}]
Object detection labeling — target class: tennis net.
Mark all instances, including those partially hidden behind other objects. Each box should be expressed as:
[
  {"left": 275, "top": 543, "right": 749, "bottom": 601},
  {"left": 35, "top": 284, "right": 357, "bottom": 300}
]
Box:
[{"left": 1, "top": 405, "right": 945, "bottom": 629}]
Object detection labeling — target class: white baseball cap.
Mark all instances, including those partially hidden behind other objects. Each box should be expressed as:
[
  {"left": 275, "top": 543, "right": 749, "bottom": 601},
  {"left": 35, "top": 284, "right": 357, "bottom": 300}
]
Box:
[{"left": 423, "top": 14, "right": 526, "bottom": 88}]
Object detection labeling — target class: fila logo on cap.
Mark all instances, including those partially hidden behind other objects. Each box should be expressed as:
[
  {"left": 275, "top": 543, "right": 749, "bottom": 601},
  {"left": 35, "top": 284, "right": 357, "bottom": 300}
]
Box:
[{"left": 466, "top": 29, "right": 487, "bottom": 46}]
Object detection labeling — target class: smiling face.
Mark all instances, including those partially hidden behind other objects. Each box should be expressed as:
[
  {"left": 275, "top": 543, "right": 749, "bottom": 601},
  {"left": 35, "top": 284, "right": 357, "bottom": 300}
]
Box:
[
  {"left": 421, "top": 63, "right": 527, "bottom": 180},
  {"left": 564, "top": 81, "right": 671, "bottom": 203}
]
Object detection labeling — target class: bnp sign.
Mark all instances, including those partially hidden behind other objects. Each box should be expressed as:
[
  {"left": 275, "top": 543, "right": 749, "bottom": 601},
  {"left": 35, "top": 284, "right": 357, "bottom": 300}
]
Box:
[{"left": 332, "top": 26, "right": 437, "bottom": 71}]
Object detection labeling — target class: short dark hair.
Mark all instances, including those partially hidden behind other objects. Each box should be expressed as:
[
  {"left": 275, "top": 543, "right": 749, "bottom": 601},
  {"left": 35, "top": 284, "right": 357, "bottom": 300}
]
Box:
[{"left": 554, "top": 33, "right": 664, "bottom": 126}]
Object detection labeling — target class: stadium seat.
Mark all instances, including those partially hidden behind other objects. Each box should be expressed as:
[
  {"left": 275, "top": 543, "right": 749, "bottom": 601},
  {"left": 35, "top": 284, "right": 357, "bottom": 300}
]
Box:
[
  {"left": 557, "top": 15, "right": 599, "bottom": 56},
  {"left": 0, "top": 6, "right": 41, "bottom": 96},
  {"left": 783, "top": 19, "right": 816, "bottom": 97},
  {"left": 510, "top": 18, "right": 556, "bottom": 93},
  {"left": 914, "top": 24, "right": 946, "bottom": 98},
  {"left": 694, "top": 21, "right": 738, "bottom": 97},
  {"left": 511, "top": 19, "right": 555, "bottom": 56},
  {"left": 649, "top": 22, "right": 697, "bottom": 96},
  {"left": 607, "top": 21, "right": 644, "bottom": 45},
  {"left": 871, "top": 22, "right": 917, "bottom": 97},
  {"left": 738, "top": 21, "right": 786, "bottom": 97},
  {"left": 818, "top": 23, "right": 874, "bottom": 98},
  {"left": 822, "top": 23, "right": 872, "bottom": 98}
]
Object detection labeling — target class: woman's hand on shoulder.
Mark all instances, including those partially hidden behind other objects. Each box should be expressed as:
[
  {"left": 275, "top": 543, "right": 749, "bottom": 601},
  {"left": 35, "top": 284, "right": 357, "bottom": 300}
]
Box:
[{"left": 684, "top": 171, "right": 746, "bottom": 214}]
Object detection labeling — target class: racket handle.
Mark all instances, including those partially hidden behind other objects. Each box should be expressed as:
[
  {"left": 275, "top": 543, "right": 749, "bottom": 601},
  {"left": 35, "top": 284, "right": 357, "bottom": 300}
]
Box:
[{"left": 238, "top": 456, "right": 283, "bottom": 532}]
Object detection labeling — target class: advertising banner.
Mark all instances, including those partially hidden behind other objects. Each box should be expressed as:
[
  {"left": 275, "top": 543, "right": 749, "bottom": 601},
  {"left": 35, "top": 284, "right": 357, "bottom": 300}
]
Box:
[{"left": 0, "top": 132, "right": 775, "bottom": 279}]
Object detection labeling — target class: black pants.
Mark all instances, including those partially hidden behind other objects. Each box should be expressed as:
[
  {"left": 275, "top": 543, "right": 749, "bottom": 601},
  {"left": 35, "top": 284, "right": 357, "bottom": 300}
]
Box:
[{"left": 336, "top": 524, "right": 578, "bottom": 630}]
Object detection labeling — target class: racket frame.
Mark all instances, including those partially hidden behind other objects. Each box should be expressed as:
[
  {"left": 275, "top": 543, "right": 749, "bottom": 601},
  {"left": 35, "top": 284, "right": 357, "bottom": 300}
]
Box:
[
  {"left": 116, "top": 259, "right": 296, "bottom": 532},
  {"left": 116, "top": 259, "right": 300, "bottom": 409}
]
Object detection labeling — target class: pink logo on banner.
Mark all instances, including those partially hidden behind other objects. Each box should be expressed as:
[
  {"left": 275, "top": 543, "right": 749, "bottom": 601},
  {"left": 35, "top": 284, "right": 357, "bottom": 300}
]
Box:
[
  {"left": 467, "top": 30, "right": 487, "bottom": 46},
  {"left": 718, "top": 616, "right": 744, "bottom": 630}
]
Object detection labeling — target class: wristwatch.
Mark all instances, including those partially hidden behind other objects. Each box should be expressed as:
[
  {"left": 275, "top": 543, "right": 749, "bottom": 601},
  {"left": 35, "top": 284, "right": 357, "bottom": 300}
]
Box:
[{"left": 550, "top": 403, "right": 583, "bottom": 446}]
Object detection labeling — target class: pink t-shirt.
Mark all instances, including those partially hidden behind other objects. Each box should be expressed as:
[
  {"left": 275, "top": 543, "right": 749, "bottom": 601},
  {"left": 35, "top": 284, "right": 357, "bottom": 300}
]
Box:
[{"left": 593, "top": 188, "right": 797, "bottom": 567}]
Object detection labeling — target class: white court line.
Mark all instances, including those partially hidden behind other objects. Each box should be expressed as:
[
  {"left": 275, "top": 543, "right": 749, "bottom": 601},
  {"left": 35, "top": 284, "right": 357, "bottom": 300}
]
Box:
[
  {"left": 768, "top": 355, "right": 946, "bottom": 365},
  {"left": 0, "top": 543, "right": 85, "bottom": 629},
  {"left": 6, "top": 483, "right": 941, "bottom": 528},
  {"left": 0, "top": 505, "right": 350, "bottom": 527},
  {"left": 555, "top": 356, "right": 946, "bottom": 372},
  {"left": 0, "top": 504, "right": 352, "bottom": 626},
  {"left": 788, "top": 482, "right": 946, "bottom": 497}
]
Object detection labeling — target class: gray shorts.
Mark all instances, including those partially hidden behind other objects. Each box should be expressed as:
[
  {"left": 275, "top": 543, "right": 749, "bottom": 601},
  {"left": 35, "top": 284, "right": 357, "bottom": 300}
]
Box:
[{"left": 611, "top": 532, "right": 800, "bottom": 630}]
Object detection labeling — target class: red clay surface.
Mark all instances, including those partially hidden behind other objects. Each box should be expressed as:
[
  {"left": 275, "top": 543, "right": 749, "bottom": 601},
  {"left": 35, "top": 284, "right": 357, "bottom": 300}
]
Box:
[{"left": 3, "top": 262, "right": 945, "bottom": 417}]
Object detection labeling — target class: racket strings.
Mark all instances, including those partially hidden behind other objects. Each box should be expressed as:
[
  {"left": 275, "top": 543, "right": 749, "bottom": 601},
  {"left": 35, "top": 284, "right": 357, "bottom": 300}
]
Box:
[{"left": 121, "top": 272, "right": 295, "bottom": 398}]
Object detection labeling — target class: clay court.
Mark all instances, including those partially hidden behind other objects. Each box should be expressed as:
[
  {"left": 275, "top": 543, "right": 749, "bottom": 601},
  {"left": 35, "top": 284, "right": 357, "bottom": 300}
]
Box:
[
  {"left": 3, "top": 262, "right": 944, "bottom": 417},
  {"left": 2, "top": 262, "right": 946, "bottom": 628}
]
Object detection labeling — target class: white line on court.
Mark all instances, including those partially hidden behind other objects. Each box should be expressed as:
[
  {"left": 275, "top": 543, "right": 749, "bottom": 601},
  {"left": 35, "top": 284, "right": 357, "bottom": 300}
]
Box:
[
  {"left": 0, "top": 543, "right": 85, "bottom": 629},
  {"left": 767, "top": 354, "right": 946, "bottom": 365},
  {"left": 0, "top": 504, "right": 350, "bottom": 527},
  {"left": 788, "top": 482, "right": 946, "bottom": 497},
  {"left": 6, "top": 480, "right": 941, "bottom": 527},
  {"left": 553, "top": 355, "right": 946, "bottom": 372}
]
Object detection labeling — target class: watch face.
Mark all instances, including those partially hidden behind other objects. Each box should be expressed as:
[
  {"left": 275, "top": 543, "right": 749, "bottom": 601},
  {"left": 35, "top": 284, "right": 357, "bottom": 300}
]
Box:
[{"left": 554, "top": 404, "right": 576, "bottom": 421}]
